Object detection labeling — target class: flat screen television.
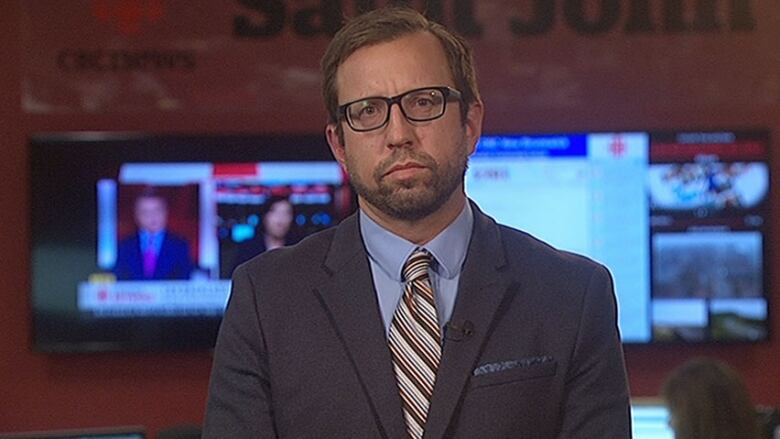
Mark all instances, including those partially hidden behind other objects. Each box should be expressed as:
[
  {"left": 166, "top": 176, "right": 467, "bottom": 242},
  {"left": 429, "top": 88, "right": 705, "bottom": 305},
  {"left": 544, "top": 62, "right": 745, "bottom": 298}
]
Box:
[
  {"left": 467, "top": 130, "right": 770, "bottom": 344},
  {"left": 30, "top": 129, "right": 770, "bottom": 352},
  {"left": 30, "top": 133, "right": 354, "bottom": 352}
]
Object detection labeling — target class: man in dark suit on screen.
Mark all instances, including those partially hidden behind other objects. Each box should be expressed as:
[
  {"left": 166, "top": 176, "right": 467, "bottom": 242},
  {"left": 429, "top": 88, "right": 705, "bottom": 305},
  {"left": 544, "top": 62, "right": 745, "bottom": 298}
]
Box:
[
  {"left": 113, "top": 188, "right": 194, "bottom": 281},
  {"left": 204, "top": 6, "right": 631, "bottom": 438}
]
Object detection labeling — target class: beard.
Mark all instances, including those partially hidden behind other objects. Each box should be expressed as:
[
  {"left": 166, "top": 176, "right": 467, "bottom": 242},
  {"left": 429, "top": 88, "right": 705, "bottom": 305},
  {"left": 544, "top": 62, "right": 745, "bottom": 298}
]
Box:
[{"left": 344, "top": 138, "right": 469, "bottom": 222}]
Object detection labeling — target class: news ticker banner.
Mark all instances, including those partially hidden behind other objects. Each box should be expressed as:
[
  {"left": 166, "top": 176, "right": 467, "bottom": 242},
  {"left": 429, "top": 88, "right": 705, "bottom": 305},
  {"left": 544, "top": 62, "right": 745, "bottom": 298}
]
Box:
[
  {"left": 20, "top": 1, "right": 779, "bottom": 116},
  {"left": 78, "top": 279, "right": 231, "bottom": 317}
]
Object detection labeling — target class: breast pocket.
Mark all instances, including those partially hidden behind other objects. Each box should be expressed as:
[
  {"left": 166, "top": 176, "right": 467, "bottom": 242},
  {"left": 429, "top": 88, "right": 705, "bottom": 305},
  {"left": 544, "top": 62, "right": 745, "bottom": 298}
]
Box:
[{"left": 469, "top": 359, "right": 558, "bottom": 390}]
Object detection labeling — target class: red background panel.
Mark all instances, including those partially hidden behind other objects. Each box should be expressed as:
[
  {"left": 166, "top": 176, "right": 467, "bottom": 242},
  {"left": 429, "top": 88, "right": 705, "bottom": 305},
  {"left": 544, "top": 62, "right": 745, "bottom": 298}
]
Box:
[{"left": 2, "top": 1, "right": 779, "bottom": 436}]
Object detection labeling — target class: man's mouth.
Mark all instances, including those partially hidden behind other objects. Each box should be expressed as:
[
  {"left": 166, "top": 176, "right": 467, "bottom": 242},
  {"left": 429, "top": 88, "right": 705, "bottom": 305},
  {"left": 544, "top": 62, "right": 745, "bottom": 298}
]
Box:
[{"left": 384, "top": 162, "right": 427, "bottom": 177}]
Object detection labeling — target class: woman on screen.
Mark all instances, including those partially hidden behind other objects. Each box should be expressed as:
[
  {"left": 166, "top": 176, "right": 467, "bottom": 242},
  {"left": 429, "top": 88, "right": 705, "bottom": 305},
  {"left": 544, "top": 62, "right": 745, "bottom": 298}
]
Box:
[{"left": 231, "top": 195, "right": 297, "bottom": 270}]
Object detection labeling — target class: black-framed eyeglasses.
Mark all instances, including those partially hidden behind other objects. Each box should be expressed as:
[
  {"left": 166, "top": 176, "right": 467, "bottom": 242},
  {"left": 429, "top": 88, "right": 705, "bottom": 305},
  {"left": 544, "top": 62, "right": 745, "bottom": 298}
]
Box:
[{"left": 338, "top": 86, "right": 462, "bottom": 132}]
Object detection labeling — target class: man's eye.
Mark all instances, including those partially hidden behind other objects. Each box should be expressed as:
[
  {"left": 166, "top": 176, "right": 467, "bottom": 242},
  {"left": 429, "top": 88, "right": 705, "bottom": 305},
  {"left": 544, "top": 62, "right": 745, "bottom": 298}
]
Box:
[
  {"left": 413, "top": 97, "right": 434, "bottom": 107},
  {"left": 407, "top": 92, "right": 442, "bottom": 109},
  {"left": 360, "top": 105, "right": 378, "bottom": 116},
  {"left": 353, "top": 102, "right": 383, "bottom": 119}
]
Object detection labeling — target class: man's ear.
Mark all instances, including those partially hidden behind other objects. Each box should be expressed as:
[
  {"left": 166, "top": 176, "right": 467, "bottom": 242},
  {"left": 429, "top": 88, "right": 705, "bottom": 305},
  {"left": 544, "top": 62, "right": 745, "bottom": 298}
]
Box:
[
  {"left": 325, "top": 123, "right": 347, "bottom": 166},
  {"left": 463, "top": 99, "right": 484, "bottom": 156}
]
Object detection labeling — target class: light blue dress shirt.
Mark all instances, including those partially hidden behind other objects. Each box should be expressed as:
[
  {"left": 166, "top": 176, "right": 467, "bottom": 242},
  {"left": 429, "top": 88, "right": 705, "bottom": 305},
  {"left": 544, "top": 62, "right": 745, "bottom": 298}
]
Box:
[{"left": 359, "top": 202, "right": 474, "bottom": 337}]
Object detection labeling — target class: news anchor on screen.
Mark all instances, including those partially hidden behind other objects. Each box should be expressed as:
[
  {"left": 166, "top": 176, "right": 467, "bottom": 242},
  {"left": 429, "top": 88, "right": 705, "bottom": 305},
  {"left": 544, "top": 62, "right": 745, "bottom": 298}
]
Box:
[
  {"left": 230, "top": 194, "right": 298, "bottom": 273},
  {"left": 113, "top": 187, "right": 194, "bottom": 281}
]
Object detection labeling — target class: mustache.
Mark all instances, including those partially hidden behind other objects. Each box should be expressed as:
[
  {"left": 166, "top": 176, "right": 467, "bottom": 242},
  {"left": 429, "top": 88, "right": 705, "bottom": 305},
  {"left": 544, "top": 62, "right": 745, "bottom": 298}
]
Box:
[{"left": 373, "top": 149, "right": 437, "bottom": 180}]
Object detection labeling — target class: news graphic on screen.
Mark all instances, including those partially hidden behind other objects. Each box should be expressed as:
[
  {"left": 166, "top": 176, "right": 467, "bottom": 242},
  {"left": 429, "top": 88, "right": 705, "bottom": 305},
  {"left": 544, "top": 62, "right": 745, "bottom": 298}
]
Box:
[
  {"left": 30, "top": 133, "right": 354, "bottom": 352},
  {"left": 647, "top": 131, "right": 769, "bottom": 342},
  {"left": 77, "top": 161, "right": 348, "bottom": 319},
  {"left": 466, "top": 130, "right": 770, "bottom": 343}
]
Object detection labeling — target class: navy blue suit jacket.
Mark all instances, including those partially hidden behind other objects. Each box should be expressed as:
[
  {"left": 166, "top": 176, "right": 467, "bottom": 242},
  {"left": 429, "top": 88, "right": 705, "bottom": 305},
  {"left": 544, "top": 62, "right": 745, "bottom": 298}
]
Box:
[
  {"left": 204, "top": 202, "right": 631, "bottom": 438},
  {"left": 113, "top": 231, "right": 194, "bottom": 280}
]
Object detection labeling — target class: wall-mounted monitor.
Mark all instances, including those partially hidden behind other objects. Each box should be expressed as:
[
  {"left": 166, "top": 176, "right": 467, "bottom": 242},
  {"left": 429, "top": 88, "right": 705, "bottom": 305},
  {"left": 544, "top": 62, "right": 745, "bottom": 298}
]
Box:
[
  {"left": 30, "top": 133, "right": 354, "bottom": 352},
  {"left": 30, "top": 129, "right": 770, "bottom": 352},
  {"left": 467, "top": 130, "right": 770, "bottom": 343}
]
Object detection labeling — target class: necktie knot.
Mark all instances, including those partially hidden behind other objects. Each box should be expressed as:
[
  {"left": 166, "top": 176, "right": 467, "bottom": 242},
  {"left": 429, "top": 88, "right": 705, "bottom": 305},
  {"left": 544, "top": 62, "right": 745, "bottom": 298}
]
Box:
[{"left": 403, "top": 248, "right": 432, "bottom": 283}]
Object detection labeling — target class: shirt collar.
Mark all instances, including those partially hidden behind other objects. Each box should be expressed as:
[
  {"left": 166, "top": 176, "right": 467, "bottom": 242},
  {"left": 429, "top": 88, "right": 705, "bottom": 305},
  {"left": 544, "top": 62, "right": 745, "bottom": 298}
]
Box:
[
  {"left": 359, "top": 201, "right": 473, "bottom": 281},
  {"left": 139, "top": 229, "right": 165, "bottom": 249}
]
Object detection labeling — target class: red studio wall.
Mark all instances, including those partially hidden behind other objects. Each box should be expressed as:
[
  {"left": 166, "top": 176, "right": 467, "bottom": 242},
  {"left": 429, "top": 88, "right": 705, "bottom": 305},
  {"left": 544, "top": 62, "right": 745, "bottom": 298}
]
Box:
[{"left": 2, "top": 1, "right": 779, "bottom": 436}]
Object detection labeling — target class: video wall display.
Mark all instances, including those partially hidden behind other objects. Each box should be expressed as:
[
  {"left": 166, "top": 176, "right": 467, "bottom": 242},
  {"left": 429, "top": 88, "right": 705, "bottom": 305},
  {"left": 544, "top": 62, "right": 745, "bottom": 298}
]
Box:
[
  {"left": 30, "top": 130, "right": 770, "bottom": 351},
  {"left": 467, "top": 130, "right": 770, "bottom": 343}
]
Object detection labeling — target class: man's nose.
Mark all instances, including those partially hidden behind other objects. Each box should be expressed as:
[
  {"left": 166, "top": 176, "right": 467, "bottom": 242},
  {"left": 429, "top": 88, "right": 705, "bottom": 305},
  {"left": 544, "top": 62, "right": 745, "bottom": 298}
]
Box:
[{"left": 384, "top": 103, "right": 414, "bottom": 148}]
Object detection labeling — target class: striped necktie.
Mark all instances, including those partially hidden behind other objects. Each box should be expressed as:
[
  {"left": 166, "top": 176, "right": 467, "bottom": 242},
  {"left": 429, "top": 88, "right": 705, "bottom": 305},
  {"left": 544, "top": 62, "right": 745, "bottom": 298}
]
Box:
[{"left": 388, "top": 248, "right": 441, "bottom": 439}]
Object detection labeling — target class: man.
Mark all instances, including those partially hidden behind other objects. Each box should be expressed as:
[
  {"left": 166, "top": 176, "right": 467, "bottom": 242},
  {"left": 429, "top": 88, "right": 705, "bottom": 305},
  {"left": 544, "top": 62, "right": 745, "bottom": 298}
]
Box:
[
  {"left": 113, "top": 188, "right": 194, "bottom": 280},
  {"left": 204, "top": 7, "right": 631, "bottom": 438}
]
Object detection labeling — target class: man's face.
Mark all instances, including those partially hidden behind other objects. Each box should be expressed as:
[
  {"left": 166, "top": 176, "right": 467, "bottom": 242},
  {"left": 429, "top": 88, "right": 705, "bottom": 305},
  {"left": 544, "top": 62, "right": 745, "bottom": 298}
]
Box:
[
  {"left": 134, "top": 196, "right": 168, "bottom": 234},
  {"left": 326, "top": 31, "right": 483, "bottom": 221},
  {"left": 263, "top": 199, "right": 293, "bottom": 240}
]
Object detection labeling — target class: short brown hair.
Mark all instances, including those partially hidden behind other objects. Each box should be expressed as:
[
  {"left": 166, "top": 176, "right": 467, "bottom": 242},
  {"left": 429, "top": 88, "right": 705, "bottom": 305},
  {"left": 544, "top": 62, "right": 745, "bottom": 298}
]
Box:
[
  {"left": 321, "top": 6, "right": 480, "bottom": 127},
  {"left": 135, "top": 186, "right": 167, "bottom": 208},
  {"left": 662, "top": 358, "right": 761, "bottom": 439}
]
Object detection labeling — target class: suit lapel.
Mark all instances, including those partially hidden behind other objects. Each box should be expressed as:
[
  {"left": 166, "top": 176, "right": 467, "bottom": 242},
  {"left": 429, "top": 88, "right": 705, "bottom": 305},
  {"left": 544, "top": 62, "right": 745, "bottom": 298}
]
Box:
[
  {"left": 424, "top": 204, "right": 515, "bottom": 439},
  {"left": 155, "top": 235, "right": 170, "bottom": 278},
  {"left": 314, "top": 215, "right": 407, "bottom": 439},
  {"left": 130, "top": 234, "right": 144, "bottom": 278}
]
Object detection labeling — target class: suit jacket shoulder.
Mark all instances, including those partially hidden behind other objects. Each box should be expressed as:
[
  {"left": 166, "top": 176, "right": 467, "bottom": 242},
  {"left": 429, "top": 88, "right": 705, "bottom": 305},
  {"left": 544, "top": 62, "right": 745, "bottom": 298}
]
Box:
[
  {"left": 237, "top": 220, "right": 345, "bottom": 291},
  {"left": 433, "top": 205, "right": 630, "bottom": 438}
]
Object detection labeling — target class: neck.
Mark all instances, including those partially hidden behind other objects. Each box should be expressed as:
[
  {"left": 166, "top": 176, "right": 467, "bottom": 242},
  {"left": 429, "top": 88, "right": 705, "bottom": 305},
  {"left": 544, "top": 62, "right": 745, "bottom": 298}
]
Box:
[
  {"left": 360, "top": 191, "right": 466, "bottom": 245},
  {"left": 264, "top": 234, "right": 285, "bottom": 250}
]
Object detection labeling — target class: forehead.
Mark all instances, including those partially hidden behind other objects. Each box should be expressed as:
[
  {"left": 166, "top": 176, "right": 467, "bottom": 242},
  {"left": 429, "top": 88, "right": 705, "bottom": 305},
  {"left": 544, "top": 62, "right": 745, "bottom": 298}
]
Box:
[
  {"left": 268, "top": 199, "right": 292, "bottom": 211},
  {"left": 335, "top": 31, "right": 454, "bottom": 102},
  {"left": 136, "top": 196, "right": 165, "bottom": 209}
]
